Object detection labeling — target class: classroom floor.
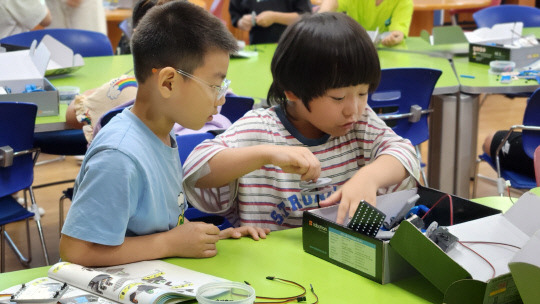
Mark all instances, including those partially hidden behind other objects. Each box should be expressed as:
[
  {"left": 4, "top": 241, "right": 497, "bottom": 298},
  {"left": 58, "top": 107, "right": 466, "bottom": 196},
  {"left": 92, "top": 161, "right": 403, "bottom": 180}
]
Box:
[{"left": 2, "top": 93, "right": 531, "bottom": 273}]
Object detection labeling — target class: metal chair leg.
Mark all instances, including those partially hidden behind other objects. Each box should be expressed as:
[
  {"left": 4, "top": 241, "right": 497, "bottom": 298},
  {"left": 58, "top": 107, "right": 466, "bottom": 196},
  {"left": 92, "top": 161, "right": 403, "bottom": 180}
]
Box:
[
  {"left": 28, "top": 186, "right": 49, "bottom": 265},
  {"left": 1, "top": 226, "right": 4, "bottom": 273},
  {"left": 472, "top": 158, "right": 481, "bottom": 198},
  {"left": 7, "top": 188, "right": 51, "bottom": 268},
  {"left": 59, "top": 187, "right": 73, "bottom": 237},
  {"left": 36, "top": 155, "right": 66, "bottom": 166}
]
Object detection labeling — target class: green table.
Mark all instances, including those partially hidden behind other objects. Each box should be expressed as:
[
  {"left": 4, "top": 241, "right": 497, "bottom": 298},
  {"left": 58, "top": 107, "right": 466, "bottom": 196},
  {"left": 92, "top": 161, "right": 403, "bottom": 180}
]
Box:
[
  {"left": 228, "top": 44, "right": 459, "bottom": 99},
  {"left": 4, "top": 189, "right": 538, "bottom": 302},
  {"left": 0, "top": 228, "right": 442, "bottom": 303}
]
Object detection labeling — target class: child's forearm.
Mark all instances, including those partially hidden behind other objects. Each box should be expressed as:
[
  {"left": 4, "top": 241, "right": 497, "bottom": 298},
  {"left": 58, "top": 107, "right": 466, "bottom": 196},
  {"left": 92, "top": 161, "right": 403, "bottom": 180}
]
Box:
[
  {"left": 195, "top": 145, "right": 272, "bottom": 188},
  {"left": 59, "top": 233, "right": 172, "bottom": 267},
  {"left": 353, "top": 154, "right": 409, "bottom": 189}
]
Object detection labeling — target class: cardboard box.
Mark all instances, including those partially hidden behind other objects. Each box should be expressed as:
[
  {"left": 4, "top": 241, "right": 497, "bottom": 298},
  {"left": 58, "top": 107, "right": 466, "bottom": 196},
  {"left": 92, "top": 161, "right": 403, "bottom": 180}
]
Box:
[
  {"left": 41, "top": 35, "right": 84, "bottom": 77},
  {"left": 390, "top": 191, "right": 540, "bottom": 304},
  {"left": 509, "top": 229, "right": 540, "bottom": 304},
  {"left": 417, "top": 26, "right": 469, "bottom": 56},
  {"left": 466, "top": 22, "right": 540, "bottom": 68},
  {"left": 302, "top": 187, "right": 500, "bottom": 284},
  {"left": 469, "top": 43, "right": 540, "bottom": 68},
  {"left": 0, "top": 41, "right": 59, "bottom": 117}
]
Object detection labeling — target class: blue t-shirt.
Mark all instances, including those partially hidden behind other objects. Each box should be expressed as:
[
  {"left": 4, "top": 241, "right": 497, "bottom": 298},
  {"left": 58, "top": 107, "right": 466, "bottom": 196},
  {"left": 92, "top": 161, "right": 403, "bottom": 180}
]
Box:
[{"left": 61, "top": 108, "right": 184, "bottom": 246}]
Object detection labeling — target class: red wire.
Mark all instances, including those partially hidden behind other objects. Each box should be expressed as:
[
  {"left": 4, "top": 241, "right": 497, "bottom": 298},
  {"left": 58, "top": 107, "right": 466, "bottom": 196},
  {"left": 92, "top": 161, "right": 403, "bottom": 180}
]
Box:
[
  {"left": 448, "top": 195, "right": 453, "bottom": 226},
  {"left": 459, "top": 241, "right": 521, "bottom": 249},
  {"left": 421, "top": 194, "right": 454, "bottom": 225},
  {"left": 507, "top": 187, "right": 515, "bottom": 204},
  {"left": 457, "top": 241, "right": 496, "bottom": 279}
]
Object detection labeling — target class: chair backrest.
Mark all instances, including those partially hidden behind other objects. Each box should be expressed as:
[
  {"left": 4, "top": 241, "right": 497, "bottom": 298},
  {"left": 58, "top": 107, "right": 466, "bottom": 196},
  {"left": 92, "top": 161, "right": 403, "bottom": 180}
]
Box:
[
  {"left": 367, "top": 68, "right": 442, "bottom": 146},
  {"left": 473, "top": 5, "right": 540, "bottom": 28},
  {"left": 535, "top": 146, "right": 540, "bottom": 187},
  {"left": 100, "top": 107, "right": 126, "bottom": 128},
  {"left": 521, "top": 87, "right": 540, "bottom": 159},
  {"left": 220, "top": 95, "right": 254, "bottom": 123},
  {"left": 119, "top": 18, "right": 133, "bottom": 40},
  {"left": 0, "top": 29, "right": 113, "bottom": 57},
  {"left": 176, "top": 132, "right": 216, "bottom": 164},
  {"left": 0, "top": 102, "right": 38, "bottom": 197}
]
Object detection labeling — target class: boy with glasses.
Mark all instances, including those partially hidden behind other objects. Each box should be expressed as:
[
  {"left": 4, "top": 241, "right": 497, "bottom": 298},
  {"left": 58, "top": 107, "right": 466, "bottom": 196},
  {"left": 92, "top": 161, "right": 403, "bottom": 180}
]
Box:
[{"left": 60, "top": 1, "right": 269, "bottom": 267}]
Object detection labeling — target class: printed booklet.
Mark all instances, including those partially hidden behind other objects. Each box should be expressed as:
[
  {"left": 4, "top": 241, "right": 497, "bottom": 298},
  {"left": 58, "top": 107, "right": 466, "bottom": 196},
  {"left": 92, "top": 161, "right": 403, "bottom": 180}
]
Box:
[{"left": 1, "top": 260, "right": 228, "bottom": 304}]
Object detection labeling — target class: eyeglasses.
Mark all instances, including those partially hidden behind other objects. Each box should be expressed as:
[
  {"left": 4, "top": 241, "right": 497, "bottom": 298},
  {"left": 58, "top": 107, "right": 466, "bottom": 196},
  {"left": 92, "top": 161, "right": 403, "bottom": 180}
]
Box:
[{"left": 176, "top": 69, "right": 230, "bottom": 100}]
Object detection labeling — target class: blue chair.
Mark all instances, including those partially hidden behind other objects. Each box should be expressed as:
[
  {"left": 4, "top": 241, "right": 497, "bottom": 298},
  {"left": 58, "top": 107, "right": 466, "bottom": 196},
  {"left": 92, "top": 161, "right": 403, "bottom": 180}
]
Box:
[
  {"left": 473, "top": 87, "right": 540, "bottom": 197},
  {"left": 368, "top": 68, "right": 442, "bottom": 187},
  {"left": 176, "top": 132, "right": 232, "bottom": 230},
  {"left": 0, "top": 29, "right": 113, "bottom": 57},
  {"left": 177, "top": 132, "right": 216, "bottom": 164},
  {"left": 100, "top": 107, "right": 126, "bottom": 128},
  {"left": 473, "top": 5, "right": 540, "bottom": 28},
  {"left": 449, "top": 0, "right": 501, "bottom": 26},
  {"left": 0, "top": 102, "right": 49, "bottom": 272},
  {"left": 221, "top": 95, "right": 254, "bottom": 123}
]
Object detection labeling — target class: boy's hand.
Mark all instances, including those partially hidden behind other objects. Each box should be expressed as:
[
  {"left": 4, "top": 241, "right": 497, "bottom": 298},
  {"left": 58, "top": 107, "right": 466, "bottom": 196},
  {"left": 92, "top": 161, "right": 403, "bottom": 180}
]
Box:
[
  {"left": 166, "top": 222, "right": 221, "bottom": 258},
  {"left": 256, "top": 11, "right": 276, "bottom": 27},
  {"left": 381, "top": 31, "right": 404, "bottom": 47},
  {"left": 266, "top": 146, "right": 321, "bottom": 182},
  {"left": 319, "top": 174, "right": 378, "bottom": 224},
  {"left": 238, "top": 14, "right": 254, "bottom": 31},
  {"left": 219, "top": 226, "right": 271, "bottom": 240}
]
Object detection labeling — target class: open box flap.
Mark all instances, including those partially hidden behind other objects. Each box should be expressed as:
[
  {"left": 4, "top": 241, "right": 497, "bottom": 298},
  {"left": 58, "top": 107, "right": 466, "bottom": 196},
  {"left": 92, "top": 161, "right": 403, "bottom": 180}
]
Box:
[
  {"left": 390, "top": 220, "right": 471, "bottom": 292},
  {"left": 509, "top": 229, "right": 540, "bottom": 304},
  {"left": 465, "top": 22, "right": 524, "bottom": 45},
  {"left": 0, "top": 40, "right": 50, "bottom": 92},
  {"left": 420, "top": 26, "right": 468, "bottom": 46},
  {"left": 503, "top": 192, "right": 540, "bottom": 237},
  {"left": 39, "top": 34, "right": 85, "bottom": 76},
  {"left": 444, "top": 279, "right": 486, "bottom": 304}
]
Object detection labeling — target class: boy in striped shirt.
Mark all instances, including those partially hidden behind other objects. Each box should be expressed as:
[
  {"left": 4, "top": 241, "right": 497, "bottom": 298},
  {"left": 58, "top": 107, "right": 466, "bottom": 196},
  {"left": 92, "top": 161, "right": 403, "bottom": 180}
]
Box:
[{"left": 183, "top": 12, "right": 420, "bottom": 230}]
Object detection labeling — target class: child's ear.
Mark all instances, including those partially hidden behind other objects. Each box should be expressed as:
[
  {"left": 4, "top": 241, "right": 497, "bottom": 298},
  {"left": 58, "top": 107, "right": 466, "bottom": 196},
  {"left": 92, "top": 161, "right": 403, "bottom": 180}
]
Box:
[
  {"left": 284, "top": 90, "right": 300, "bottom": 102},
  {"left": 157, "top": 67, "right": 177, "bottom": 98}
]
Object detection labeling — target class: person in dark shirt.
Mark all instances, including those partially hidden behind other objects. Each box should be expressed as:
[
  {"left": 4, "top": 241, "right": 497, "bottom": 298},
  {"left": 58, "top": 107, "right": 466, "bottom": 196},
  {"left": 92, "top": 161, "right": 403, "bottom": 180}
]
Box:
[{"left": 229, "top": 0, "right": 312, "bottom": 45}]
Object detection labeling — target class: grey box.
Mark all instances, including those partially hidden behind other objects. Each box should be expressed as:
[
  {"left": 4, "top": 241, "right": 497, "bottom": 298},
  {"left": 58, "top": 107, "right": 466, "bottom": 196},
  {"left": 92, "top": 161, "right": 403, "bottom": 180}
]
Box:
[
  {"left": 0, "top": 79, "right": 59, "bottom": 117},
  {"left": 469, "top": 42, "right": 540, "bottom": 68}
]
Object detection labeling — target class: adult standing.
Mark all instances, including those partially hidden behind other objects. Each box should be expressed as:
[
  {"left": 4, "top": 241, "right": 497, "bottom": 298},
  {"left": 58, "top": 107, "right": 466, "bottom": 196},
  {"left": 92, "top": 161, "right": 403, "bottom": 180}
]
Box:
[
  {"left": 229, "top": 0, "right": 312, "bottom": 45},
  {"left": 0, "top": 0, "right": 52, "bottom": 39},
  {"left": 45, "top": 0, "right": 107, "bottom": 34}
]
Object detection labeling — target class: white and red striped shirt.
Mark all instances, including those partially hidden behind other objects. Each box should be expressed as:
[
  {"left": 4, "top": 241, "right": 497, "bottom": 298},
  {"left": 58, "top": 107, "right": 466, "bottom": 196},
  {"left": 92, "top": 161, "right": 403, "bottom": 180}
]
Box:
[{"left": 183, "top": 105, "right": 420, "bottom": 230}]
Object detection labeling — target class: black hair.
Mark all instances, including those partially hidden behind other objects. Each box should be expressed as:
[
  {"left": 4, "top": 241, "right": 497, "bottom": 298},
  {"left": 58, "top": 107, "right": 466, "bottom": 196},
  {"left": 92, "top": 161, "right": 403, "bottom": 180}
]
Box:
[
  {"left": 268, "top": 12, "right": 381, "bottom": 110},
  {"left": 131, "top": 1, "right": 238, "bottom": 83},
  {"left": 132, "top": 0, "right": 177, "bottom": 29},
  {"left": 132, "top": 0, "right": 157, "bottom": 29}
]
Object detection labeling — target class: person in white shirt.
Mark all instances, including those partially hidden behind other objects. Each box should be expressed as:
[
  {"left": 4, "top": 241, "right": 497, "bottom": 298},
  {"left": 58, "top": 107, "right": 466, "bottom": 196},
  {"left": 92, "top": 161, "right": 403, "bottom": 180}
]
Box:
[
  {"left": 0, "top": 0, "right": 52, "bottom": 39},
  {"left": 45, "top": 0, "right": 106, "bottom": 34}
]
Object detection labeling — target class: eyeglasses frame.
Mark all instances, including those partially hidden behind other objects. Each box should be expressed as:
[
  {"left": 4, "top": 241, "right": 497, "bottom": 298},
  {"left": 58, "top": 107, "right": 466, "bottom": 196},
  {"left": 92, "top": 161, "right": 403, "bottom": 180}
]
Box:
[{"left": 176, "top": 68, "right": 230, "bottom": 101}]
